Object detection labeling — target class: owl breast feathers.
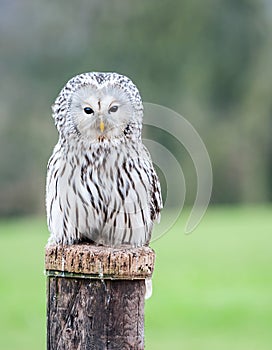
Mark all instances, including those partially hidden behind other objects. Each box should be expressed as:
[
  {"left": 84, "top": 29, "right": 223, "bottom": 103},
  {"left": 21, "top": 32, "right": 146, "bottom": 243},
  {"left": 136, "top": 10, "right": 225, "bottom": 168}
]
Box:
[{"left": 46, "top": 72, "right": 162, "bottom": 247}]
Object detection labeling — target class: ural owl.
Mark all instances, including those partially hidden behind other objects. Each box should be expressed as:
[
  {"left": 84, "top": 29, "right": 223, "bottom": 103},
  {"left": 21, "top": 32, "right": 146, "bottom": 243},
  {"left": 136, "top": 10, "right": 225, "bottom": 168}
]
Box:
[{"left": 46, "top": 72, "right": 162, "bottom": 247}]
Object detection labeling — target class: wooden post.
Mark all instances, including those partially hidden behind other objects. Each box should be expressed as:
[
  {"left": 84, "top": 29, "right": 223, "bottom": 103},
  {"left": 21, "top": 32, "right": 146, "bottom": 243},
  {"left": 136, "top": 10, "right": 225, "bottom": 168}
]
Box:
[{"left": 45, "top": 244, "right": 155, "bottom": 350}]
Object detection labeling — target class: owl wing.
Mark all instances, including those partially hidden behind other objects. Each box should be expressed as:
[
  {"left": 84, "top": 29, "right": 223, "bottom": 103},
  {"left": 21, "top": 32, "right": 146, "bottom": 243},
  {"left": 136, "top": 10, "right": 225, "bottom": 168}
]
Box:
[{"left": 141, "top": 145, "right": 163, "bottom": 222}]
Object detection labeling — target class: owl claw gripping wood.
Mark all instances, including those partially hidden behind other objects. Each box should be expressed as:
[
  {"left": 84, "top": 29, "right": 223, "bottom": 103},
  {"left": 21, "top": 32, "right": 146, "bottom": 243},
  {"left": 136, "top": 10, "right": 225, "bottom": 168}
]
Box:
[{"left": 46, "top": 72, "right": 162, "bottom": 248}]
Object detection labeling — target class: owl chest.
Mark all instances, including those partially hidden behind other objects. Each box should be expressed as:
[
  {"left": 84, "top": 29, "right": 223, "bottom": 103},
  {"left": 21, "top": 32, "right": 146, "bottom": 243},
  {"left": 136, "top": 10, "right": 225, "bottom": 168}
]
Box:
[
  {"left": 63, "top": 148, "right": 146, "bottom": 207},
  {"left": 49, "top": 144, "right": 152, "bottom": 243}
]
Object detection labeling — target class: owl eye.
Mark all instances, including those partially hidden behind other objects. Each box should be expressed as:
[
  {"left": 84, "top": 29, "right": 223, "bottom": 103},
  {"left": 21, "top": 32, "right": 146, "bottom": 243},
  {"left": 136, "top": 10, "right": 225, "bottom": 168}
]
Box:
[
  {"left": 84, "top": 107, "right": 94, "bottom": 115},
  {"left": 109, "top": 105, "right": 118, "bottom": 113}
]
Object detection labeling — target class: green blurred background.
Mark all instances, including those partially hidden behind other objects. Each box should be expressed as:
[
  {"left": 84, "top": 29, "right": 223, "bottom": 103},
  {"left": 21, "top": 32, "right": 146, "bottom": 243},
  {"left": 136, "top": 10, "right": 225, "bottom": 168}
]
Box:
[{"left": 0, "top": 1, "right": 271, "bottom": 349}]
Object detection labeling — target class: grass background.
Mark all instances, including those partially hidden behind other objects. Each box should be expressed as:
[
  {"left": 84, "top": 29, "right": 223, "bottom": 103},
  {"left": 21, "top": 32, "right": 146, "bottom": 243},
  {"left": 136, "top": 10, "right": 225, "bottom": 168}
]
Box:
[{"left": 0, "top": 206, "right": 271, "bottom": 349}]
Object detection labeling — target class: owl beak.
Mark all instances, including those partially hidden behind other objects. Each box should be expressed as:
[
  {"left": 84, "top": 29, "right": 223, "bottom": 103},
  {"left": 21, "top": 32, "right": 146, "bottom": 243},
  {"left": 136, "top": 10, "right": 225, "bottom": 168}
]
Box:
[{"left": 100, "top": 120, "right": 105, "bottom": 133}]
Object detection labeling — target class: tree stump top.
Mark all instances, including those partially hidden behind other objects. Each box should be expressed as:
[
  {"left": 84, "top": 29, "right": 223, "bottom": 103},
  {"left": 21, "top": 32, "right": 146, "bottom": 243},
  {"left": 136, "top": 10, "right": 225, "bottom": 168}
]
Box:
[{"left": 45, "top": 244, "right": 155, "bottom": 280}]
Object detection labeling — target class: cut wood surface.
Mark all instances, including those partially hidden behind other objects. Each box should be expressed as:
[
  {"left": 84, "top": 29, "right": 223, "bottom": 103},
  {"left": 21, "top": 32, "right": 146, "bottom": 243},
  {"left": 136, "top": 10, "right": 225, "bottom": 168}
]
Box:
[{"left": 45, "top": 244, "right": 155, "bottom": 279}]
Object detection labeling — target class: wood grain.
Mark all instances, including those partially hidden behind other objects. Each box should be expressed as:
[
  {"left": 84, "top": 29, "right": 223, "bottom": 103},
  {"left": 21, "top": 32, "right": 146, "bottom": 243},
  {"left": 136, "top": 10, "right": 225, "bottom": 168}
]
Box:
[
  {"left": 45, "top": 244, "right": 155, "bottom": 280},
  {"left": 46, "top": 245, "right": 155, "bottom": 349}
]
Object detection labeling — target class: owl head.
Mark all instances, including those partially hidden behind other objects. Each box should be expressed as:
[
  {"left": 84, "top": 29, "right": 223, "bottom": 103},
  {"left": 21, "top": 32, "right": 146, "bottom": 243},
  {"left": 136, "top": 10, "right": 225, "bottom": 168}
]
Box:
[{"left": 52, "top": 72, "right": 143, "bottom": 142}]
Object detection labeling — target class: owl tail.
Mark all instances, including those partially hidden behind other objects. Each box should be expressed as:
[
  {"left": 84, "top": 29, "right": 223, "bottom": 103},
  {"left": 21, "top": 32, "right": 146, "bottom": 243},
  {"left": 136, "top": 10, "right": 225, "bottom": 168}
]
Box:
[{"left": 145, "top": 278, "right": 153, "bottom": 300}]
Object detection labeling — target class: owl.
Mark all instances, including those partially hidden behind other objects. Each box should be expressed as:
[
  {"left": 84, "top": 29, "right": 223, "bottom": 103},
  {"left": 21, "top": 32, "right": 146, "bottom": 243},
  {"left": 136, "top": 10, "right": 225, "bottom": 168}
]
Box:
[{"left": 46, "top": 72, "right": 162, "bottom": 247}]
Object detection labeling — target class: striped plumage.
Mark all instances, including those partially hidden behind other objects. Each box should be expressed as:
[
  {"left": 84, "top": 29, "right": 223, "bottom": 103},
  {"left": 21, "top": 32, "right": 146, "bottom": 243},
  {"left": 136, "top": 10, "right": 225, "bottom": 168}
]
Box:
[{"left": 46, "top": 72, "right": 162, "bottom": 247}]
